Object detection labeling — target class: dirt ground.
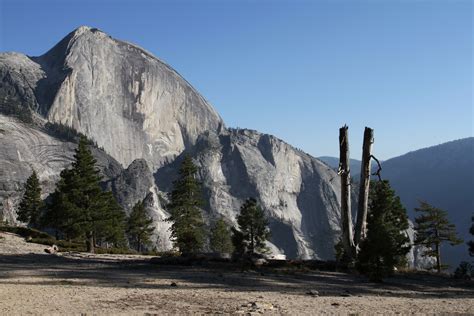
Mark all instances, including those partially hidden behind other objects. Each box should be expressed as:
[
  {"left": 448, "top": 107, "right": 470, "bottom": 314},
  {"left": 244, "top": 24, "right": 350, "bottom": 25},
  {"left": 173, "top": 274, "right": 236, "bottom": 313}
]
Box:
[{"left": 0, "top": 232, "right": 473, "bottom": 315}]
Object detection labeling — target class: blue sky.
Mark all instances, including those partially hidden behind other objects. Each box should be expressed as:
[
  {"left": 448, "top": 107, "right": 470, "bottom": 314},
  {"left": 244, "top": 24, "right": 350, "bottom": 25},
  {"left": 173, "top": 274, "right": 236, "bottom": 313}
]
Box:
[{"left": 1, "top": 0, "right": 472, "bottom": 160}]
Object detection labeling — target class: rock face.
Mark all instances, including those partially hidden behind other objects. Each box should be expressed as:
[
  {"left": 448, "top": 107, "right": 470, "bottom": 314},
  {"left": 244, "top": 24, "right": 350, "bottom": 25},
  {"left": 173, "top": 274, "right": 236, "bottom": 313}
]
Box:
[
  {"left": 0, "top": 113, "right": 171, "bottom": 247},
  {"left": 0, "top": 26, "right": 346, "bottom": 259},
  {"left": 105, "top": 158, "right": 172, "bottom": 250},
  {"left": 317, "top": 156, "right": 362, "bottom": 177},
  {"left": 157, "top": 129, "right": 343, "bottom": 259},
  {"left": 106, "top": 159, "right": 155, "bottom": 211},
  {"left": 1, "top": 26, "right": 224, "bottom": 170},
  {"left": 0, "top": 52, "right": 45, "bottom": 117},
  {"left": 0, "top": 114, "right": 123, "bottom": 223},
  {"left": 406, "top": 221, "right": 436, "bottom": 270}
]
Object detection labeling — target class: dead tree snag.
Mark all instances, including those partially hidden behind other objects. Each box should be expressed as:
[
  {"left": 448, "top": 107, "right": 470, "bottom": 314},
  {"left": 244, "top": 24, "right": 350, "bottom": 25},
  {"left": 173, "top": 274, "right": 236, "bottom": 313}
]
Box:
[
  {"left": 339, "top": 125, "right": 355, "bottom": 258},
  {"left": 354, "top": 127, "right": 374, "bottom": 247}
]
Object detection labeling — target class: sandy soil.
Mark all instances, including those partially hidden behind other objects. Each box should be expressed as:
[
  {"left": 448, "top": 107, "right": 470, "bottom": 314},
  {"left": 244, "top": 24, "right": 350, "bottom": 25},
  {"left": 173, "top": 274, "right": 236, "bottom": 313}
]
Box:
[{"left": 0, "top": 232, "right": 473, "bottom": 315}]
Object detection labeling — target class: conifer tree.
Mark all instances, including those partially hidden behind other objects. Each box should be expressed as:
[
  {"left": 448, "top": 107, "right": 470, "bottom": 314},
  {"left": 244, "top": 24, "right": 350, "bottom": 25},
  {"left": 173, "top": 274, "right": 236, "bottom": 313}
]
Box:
[
  {"left": 233, "top": 198, "right": 270, "bottom": 255},
  {"left": 166, "top": 155, "right": 205, "bottom": 254},
  {"left": 414, "top": 201, "right": 463, "bottom": 273},
  {"left": 44, "top": 136, "right": 125, "bottom": 252},
  {"left": 92, "top": 191, "right": 127, "bottom": 248},
  {"left": 357, "top": 180, "right": 411, "bottom": 282},
  {"left": 210, "top": 218, "right": 234, "bottom": 254},
  {"left": 17, "top": 170, "right": 43, "bottom": 228},
  {"left": 126, "top": 200, "right": 155, "bottom": 252},
  {"left": 43, "top": 168, "right": 81, "bottom": 240},
  {"left": 231, "top": 227, "right": 246, "bottom": 257}
]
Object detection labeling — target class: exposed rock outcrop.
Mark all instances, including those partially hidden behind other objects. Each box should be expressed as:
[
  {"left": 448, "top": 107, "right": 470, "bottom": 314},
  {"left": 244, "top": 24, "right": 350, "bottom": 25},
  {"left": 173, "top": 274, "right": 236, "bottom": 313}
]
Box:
[
  {"left": 0, "top": 114, "right": 123, "bottom": 224},
  {"left": 1, "top": 26, "right": 351, "bottom": 260},
  {"left": 4, "top": 26, "right": 224, "bottom": 169},
  {"left": 156, "top": 129, "right": 342, "bottom": 259},
  {"left": 0, "top": 113, "right": 172, "bottom": 248},
  {"left": 106, "top": 159, "right": 155, "bottom": 211},
  {"left": 105, "top": 158, "right": 172, "bottom": 250}
]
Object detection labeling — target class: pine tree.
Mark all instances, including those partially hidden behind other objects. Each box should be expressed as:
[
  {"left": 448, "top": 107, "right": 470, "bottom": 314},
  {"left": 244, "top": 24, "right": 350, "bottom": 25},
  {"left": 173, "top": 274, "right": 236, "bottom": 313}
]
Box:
[
  {"left": 92, "top": 191, "right": 126, "bottom": 248},
  {"left": 210, "top": 218, "right": 234, "bottom": 254},
  {"left": 44, "top": 136, "right": 126, "bottom": 252},
  {"left": 126, "top": 200, "right": 155, "bottom": 252},
  {"left": 414, "top": 201, "right": 463, "bottom": 273},
  {"left": 233, "top": 198, "right": 270, "bottom": 255},
  {"left": 231, "top": 227, "right": 246, "bottom": 257},
  {"left": 166, "top": 155, "right": 205, "bottom": 254},
  {"left": 43, "top": 168, "right": 81, "bottom": 240},
  {"left": 357, "top": 180, "right": 411, "bottom": 282},
  {"left": 17, "top": 170, "right": 43, "bottom": 228},
  {"left": 469, "top": 216, "right": 474, "bottom": 257}
]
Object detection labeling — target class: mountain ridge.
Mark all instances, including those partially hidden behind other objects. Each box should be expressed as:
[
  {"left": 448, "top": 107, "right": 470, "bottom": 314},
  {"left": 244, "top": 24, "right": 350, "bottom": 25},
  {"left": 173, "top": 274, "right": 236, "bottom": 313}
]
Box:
[
  {"left": 381, "top": 137, "right": 474, "bottom": 269},
  {"left": 1, "top": 25, "right": 225, "bottom": 169},
  {"left": 0, "top": 26, "right": 345, "bottom": 259}
]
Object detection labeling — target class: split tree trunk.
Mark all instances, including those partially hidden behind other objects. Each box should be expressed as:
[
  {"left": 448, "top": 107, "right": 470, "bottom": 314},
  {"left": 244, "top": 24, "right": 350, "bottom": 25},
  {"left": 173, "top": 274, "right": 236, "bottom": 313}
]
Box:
[
  {"left": 339, "top": 125, "right": 355, "bottom": 258},
  {"left": 354, "top": 127, "right": 374, "bottom": 248}
]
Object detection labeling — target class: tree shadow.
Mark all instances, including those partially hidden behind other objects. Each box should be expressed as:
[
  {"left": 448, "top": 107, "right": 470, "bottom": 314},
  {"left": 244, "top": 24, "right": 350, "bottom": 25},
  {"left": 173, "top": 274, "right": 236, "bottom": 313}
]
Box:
[{"left": 0, "top": 253, "right": 472, "bottom": 300}]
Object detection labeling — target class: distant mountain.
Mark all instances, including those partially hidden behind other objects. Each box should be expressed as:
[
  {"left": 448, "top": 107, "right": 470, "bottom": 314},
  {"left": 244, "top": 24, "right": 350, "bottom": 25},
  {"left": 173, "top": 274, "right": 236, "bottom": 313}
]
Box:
[
  {"left": 317, "top": 156, "right": 362, "bottom": 175},
  {"left": 382, "top": 138, "right": 474, "bottom": 270}
]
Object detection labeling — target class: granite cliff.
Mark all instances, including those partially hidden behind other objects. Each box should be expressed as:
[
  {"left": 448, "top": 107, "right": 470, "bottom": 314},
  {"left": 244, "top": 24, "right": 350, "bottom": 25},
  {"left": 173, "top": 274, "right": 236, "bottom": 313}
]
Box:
[
  {"left": 1, "top": 26, "right": 224, "bottom": 170},
  {"left": 1, "top": 26, "right": 376, "bottom": 259}
]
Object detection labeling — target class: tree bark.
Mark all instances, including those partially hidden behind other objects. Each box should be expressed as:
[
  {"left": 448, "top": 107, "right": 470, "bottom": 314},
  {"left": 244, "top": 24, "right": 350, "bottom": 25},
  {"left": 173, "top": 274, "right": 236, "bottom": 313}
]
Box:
[
  {"left": 435, "top": 242, "right": 441, "bottom": 273},
  {"left": 339, "top": 125, "right": 355, "bottom": 258},
  {"left": 250, "top": 225, "right": 255, "bottom": 254},
  {"left": 86, "top": 231, "right": 95, "bottom": 253},
  {"left": 354, "top": 127, "right": 374, "bottom": 248}
]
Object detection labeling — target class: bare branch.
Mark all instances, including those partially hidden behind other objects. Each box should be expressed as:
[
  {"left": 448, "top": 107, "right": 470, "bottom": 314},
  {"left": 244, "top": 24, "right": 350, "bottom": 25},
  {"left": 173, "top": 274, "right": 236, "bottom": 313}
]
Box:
[{"left": 370, "top": 155, "right": 382, "bottom": 181}]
